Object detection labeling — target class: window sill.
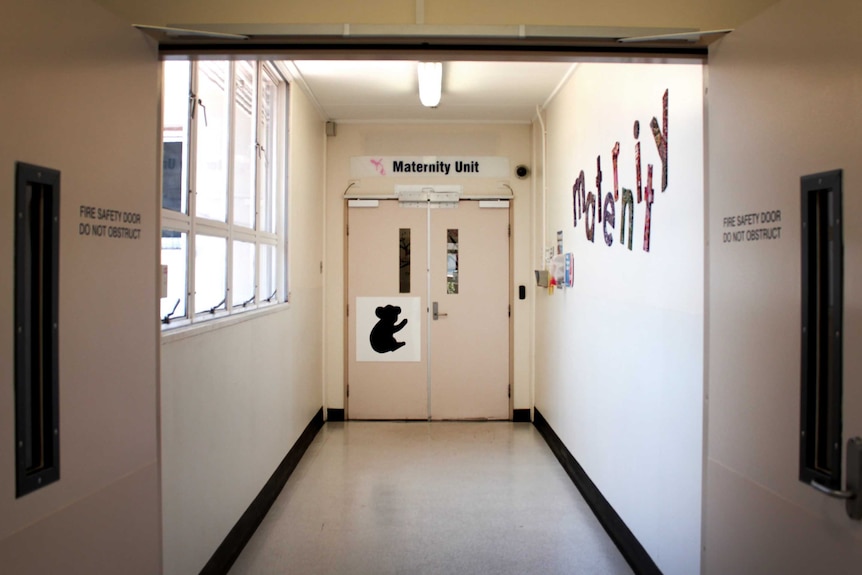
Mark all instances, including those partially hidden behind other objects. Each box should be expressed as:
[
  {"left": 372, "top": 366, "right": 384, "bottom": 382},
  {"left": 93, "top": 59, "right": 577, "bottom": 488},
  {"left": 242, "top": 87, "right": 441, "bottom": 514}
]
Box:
[{"left": 161, "top": 301, "right": 290, "bottom": 345}]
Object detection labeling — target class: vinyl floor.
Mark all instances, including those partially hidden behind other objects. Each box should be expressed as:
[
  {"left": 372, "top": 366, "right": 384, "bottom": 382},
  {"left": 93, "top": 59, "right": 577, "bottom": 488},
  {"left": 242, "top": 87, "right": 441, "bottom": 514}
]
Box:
[{"left": 229, "top": 421, "right": 634, "bottom": 575}]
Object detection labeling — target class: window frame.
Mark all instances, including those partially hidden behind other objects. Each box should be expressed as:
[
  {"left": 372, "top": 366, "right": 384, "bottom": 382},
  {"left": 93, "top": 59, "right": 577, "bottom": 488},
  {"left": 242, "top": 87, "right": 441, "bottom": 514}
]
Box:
[{"left": 160, "top": 59, "right": 289, "bottom": 330}]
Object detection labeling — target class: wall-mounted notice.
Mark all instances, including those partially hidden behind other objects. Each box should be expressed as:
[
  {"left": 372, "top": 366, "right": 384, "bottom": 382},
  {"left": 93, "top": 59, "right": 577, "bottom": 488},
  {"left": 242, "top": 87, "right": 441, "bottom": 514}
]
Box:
[
  {"left": 350, "top": 156, "right": 509, "bottom": 178},
  {"left": 78, "top": 205, "right": 142, "bottom": 240},
  {"left": 356, "top": 296, "right": 421, "bottom": 362},
  {"left": 547, "top": 253, "right": 574, "bottom": 289},
  {"left": 720, "top": 209, "right": 782, "bottom": 244}
]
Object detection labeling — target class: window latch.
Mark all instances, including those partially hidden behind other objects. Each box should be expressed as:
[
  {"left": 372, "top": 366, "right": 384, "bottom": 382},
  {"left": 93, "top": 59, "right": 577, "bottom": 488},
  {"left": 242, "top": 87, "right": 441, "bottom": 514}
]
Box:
[
  {"left": 197, "top": 98, "right": 208, "bottom": 127},
  {"left": 241, "top": 294, "right": 256, "bottom": 308},
  {"left": 162, "top": 298, "right": 180, "bottom": 324},
  {"left": 209, "top": 296, "right": 225, "bottom": 314},
  {"left": 190, "top": 92, "right": 208, "bottom": 127},
  {"left": 264, "top": 289, "right": 277, "bottom": 303},
  {"left": 188, "top": 90, "right": 197, "bottom": 119}
]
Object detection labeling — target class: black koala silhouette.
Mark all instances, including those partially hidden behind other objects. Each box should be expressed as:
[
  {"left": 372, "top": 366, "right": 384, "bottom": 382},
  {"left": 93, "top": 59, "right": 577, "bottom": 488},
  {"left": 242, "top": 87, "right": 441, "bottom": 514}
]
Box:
[{"left": 370, "top": 305, "right": 408, "bottom": 353}]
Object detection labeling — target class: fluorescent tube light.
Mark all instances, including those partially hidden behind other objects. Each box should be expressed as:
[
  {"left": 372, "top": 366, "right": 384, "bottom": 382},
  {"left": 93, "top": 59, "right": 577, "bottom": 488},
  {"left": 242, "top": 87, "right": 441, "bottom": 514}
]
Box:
[{"left": 417, "top": 62, "right": 442, "bottom": 108}]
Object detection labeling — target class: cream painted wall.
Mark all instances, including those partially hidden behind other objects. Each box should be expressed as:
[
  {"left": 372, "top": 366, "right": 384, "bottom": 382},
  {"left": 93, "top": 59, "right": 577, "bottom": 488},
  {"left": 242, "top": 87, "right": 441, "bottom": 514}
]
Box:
[
  {"left": 160, "top": 80, "right": 325, "bottom": 575},
  {"left": 0, "top": 0, "right": 161, "bottom": 573},
  {"left": 11, "top": 1, "right": 862, "bottom": 574},
  {"left": 705, "top": 0, "right": 862, "bottom": 572},
  {"left": 91, "top": 0, "right": 778, "bottom": 31},
  {"left": 535, "top": 62, "right": 704, "bottom": 575},
  {"left": 324, "top": 123, "right": 533, "bottom": 415}
]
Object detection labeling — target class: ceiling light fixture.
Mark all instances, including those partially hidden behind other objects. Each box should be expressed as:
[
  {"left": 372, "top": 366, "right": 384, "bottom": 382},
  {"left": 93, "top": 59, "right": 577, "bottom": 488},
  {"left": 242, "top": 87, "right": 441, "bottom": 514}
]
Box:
[{"left": 417, "top": 62, "right": 442, "bottom": 108}]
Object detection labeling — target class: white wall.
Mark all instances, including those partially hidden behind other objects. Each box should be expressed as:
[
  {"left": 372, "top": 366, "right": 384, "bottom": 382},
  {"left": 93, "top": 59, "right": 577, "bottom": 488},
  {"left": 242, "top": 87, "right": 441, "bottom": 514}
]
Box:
[
  {"left": 0, "top": 1, "right": 161, "bottom": 573},
  {"left": 705, "top": 0, "right": 862, "bottom": 572},
  {"left": 160, "top": 81, "right": 325, "bottom": 575},
  {"left": 323, "top": 123, "right": 533, "bottom": 416},
  {"left": 535, "top": 62, "right": 704, "bottom": 575}
]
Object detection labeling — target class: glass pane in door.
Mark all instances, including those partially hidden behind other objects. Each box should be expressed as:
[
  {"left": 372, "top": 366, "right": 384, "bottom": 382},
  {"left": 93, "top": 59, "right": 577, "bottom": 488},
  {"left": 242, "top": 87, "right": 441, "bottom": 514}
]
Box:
[{"left": 447, "top": 229, "right": 459, "bottom": 294}]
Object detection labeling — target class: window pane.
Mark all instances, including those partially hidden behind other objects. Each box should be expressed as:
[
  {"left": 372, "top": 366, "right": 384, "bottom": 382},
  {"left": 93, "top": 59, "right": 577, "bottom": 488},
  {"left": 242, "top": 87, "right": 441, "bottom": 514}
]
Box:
[
  {"left": 233, "top": 61, "right": 257, "bottom": 229},
  {"left": 232, "top": 240, "right": 256, "bottom": 307},
  {"left": 161, "top": 231, "right": 188, "bottom": 321},
  {"left": 399, "top": 228, "right": 410, "bottom": 293},
  {"left": 194, "top": 61, "right": 229, "bottom": 222},
  {"left": 260, "top": 244, "right": 277, "bottom": 302},
  {"left": 162, "top": 61, "right": 190, "bottom": 213},
  {"left": 258, "top": 69, "right": 278, "bottom": 233},
  {"left": 447, "top": 229, "right": 459, "bottom": 294},
  {"left": 195, "top": 234, "right": 226, "bottom": 314}
]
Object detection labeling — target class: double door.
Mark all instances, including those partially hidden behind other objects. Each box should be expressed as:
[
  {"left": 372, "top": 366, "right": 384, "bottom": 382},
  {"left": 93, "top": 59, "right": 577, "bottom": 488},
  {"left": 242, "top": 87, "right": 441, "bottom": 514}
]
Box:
[{"left": 347, "top": 199, "right": 510, "bottom": 420}]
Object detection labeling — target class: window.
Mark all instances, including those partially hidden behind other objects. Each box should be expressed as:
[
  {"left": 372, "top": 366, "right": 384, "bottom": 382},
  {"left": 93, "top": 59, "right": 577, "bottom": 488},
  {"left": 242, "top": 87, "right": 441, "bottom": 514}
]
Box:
[
  {"left": 160, "top": 230, "right": 187, "bottom": 321},
  {"left": 160, "top": 60, "right": 287, "bottom": 327},
  {"left": 446, "top": 229, "right": 459, "bottom": 294},
  {"left": 399, "top": 228, "right": 411, "bottom": 293}
]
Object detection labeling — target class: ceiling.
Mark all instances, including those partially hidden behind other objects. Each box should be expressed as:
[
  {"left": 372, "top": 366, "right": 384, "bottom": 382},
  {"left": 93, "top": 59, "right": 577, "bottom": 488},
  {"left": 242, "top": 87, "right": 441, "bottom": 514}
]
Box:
[
  {"left": 140, "top": 23, "right": 727, "bottom": 125},
  {"left": 285, "top": 59, "right": 577, "bottom": 124},
  {"left": 113, "top": 0, "right": 777, "bottom": 125}
]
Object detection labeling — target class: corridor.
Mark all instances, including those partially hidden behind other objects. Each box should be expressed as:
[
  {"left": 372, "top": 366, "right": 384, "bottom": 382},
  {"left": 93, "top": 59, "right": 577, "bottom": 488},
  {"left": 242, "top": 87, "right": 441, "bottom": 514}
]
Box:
[{"left": 229, "top": 422, "right": 633, "bottom": 574}]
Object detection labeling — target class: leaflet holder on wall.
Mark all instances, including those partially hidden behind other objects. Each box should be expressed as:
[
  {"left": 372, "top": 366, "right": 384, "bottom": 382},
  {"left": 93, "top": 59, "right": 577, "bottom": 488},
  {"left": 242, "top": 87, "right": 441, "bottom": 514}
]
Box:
[{"left": 534, "top": 270, "right": 549, "bottom": 288}]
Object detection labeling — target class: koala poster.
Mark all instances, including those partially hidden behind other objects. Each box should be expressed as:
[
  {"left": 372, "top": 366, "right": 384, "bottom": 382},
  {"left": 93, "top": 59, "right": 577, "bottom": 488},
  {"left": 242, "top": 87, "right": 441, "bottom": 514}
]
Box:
[
  {"left": 356, "top": 297, "right": 421, "bottom": 362},
  {"left": 370, "top": 304, "right": 408, "bottom": 353}
]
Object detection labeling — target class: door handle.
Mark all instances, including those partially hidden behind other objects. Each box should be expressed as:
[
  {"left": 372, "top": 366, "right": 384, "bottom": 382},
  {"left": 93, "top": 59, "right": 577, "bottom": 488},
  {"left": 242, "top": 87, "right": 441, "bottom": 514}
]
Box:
[
  {"left": 432, "top": 301, "right": 448, "bottom": 320},
  {"left": 808, "top": 437, "right": 862, "bottom": 520},
  {"left": 810, "top": 480, "right": 855, "bottom": 500}
]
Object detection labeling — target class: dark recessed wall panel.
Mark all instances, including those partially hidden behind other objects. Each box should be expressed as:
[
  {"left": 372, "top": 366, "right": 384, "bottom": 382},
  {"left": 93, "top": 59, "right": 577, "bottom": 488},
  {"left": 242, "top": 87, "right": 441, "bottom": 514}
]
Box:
[{"left": 15, "top": 162, "right": 61, "bottom": 497}]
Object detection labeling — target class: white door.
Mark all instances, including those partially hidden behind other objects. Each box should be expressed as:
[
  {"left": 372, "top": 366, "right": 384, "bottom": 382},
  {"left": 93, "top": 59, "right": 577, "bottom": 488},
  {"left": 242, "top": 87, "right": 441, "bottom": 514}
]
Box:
[{"left": 347, "top": 199, "right": 510, "bottom": 420}]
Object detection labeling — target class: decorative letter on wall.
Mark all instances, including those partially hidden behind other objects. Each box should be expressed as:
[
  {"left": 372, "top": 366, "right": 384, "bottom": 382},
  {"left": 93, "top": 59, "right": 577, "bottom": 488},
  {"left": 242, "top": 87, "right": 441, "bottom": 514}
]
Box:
[
  {"left": 596, "top": 156, "right": 603, "bottom": 223},
  {"left": 585, "top": 192, "right": 596, "bottom": 242},
  {"left": 620, "top": 189, "right": 634, "bottom": 251},
  {"left": 603, "top": 193, "right": 615, "bottom": 247},
  {"left": 650, "top": 89, "right": 669, "bottom": 192},
  {"left": 572, "top": 170, "right": 586, "bottom": 227},
  {"left": 634, "top": 121, "right": 643, "bottom": 203},
  {"left": 643, "top": 165, "right": 654, "bottom": 252}
]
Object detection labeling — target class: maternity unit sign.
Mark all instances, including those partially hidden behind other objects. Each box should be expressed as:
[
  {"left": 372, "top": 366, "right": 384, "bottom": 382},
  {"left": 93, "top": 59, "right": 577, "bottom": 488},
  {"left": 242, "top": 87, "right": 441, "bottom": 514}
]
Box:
[{"left": 350, "top": 156, "right": 509, "bottom": 178}]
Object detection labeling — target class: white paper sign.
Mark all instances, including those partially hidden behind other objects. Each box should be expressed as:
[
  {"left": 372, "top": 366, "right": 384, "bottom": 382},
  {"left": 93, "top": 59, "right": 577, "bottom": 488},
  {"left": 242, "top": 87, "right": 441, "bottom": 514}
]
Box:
[
  {"left": 356, "top": 297, "right": 422, "bottom": 362},
  {"left": 350, "top": 156, "right": 510, "bottom": 178}
]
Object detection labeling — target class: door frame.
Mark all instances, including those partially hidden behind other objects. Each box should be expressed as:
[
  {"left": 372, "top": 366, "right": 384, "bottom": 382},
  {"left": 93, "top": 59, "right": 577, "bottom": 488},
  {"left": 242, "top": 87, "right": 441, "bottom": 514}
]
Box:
[{"left": 343, "top": 191, "right": 514, "bottom": 420}]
